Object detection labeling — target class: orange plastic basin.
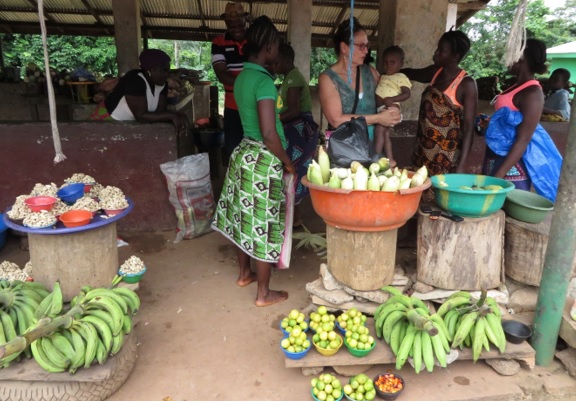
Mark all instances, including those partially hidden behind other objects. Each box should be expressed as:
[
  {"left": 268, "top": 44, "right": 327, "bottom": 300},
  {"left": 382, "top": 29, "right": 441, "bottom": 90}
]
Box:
[{"left": 301, "top": 175, "right": 431, "bottom": 232}]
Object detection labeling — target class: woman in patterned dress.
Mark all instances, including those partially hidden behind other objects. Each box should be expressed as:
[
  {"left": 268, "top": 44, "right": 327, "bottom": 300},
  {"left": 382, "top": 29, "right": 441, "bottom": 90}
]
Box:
[
  {"left": 402, "top": 31, "right": 478, "bottom": 175},
  {"left": 211, "top": 16, "right": 295, "bottom": 307}
]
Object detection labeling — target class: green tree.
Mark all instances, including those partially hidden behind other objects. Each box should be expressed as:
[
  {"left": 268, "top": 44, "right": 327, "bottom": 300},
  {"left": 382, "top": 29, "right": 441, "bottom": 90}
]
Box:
[
  {"left": 1, "top": 34, "right": 117, "bottom": 76},
  {"left": 460, "top": 0, "right": 576, "bottom": 79}
]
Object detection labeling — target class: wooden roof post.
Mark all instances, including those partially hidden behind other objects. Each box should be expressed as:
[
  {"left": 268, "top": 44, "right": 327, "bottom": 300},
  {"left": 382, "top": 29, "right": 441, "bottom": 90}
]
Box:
[
  {"left": 111, "top": 0, "right": 142, "bottom": 75},
  {"left": 287, "top": 0, "right": 312, "bottom": 82}
]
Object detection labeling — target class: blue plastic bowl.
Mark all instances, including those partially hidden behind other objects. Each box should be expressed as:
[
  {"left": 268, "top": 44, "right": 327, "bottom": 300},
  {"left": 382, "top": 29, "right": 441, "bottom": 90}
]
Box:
[
  {"left": 57, "top": 183, "right": 85, "bottom": 205},
  {"left": 0, "top": 214, "right": 7, "bottom": 250},
  {"left": 281, "top": 341, "right": 311, "bottom": 360},
  {"left": 431, "top": 174, "right": 515, "bottom": 217}
]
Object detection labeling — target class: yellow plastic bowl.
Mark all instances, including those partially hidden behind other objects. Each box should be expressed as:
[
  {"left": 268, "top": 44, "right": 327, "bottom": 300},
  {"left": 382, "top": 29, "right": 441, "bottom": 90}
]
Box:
[{"left": 313, "top": 334, "right": 343, "bottom": 356}]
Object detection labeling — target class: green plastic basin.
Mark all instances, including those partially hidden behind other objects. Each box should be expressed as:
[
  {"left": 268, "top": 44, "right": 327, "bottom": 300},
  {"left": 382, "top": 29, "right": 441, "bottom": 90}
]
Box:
[
  {"left": 430, "top": 174, "right": 515, "bottom": 218},
  {"left": 504, "top": 189, "right": 554, "bottom": 224}
]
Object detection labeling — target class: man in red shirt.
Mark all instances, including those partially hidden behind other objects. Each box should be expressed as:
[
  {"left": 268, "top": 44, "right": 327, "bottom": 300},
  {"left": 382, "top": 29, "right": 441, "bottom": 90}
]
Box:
[{"left": 211, "top": 2, "right": 249, "bottom": 166}]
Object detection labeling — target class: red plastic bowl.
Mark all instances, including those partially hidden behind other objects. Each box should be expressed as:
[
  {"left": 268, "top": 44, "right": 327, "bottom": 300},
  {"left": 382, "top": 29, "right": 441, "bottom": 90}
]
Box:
[
  {"left": 301, "top": 174, "right": 431, "bottom": 232},
  {"left": 59, "top": 210, "right": 92, "bottom": 228},
  {"left": 24, "top": 196, "right": 57, "bottom": 212},
  {"left": 104, "top": 208, "right": 127, "bottom": 217}
]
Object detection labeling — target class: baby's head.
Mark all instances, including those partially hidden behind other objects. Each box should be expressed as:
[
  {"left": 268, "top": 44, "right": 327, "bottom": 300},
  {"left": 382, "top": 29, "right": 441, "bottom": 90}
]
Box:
[
  {"left": 549, "top": 68, "right": 571, "bottom": 91},
  {"left": 382, "top": 46, "right": 405, "bottom": 75}
]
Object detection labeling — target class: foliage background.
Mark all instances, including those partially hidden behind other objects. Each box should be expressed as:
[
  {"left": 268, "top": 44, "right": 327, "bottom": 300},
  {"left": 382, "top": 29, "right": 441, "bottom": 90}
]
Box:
[{"left": 0, "top": 0, "right": 574, "bottom": 100}]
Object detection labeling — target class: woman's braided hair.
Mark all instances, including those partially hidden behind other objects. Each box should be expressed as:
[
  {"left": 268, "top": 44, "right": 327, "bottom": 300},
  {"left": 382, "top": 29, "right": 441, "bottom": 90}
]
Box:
[
  {"left": 440, "top": 30, "right": 471, "bottom": 62},
  {"left": 244, "top": 15, "right": 281, "bottom": 58},
  {"left": 523, "top": 39, "right": 548, "bottom": 75}
]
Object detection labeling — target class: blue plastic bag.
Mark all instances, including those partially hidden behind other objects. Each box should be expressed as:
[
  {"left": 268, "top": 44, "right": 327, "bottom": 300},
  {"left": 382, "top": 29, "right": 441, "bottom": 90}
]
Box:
[{"left": 485, "top": 107, "right": 562, "bottom": 202}]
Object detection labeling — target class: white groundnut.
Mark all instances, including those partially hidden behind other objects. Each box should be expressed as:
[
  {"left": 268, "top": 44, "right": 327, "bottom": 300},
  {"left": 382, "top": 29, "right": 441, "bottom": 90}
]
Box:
[
  {"left": 0, "top": 261, "right": 30, "bottom": 281},
  {"left": 30, "top": 183, "right": 58, "bottom": 197},
  {"left": 89, "top": 183, "right": 104, "bottom": 198},
  {"left": 52, "top": 200, "right": 71, "bottom": 216},
  {"left": 64, "top": 173, "right": 96, "bottom": 184},
  {"left": 23, "top": 261, "right": 33, "bottom": 277},
  {"left": 23, "top": 211, "right": 57, "bottom": 228},
  {"left": 7, "top": 195, "right": 32, "bottom": 220},
  {"left": 119, "top": 255, "right": 146, "bottom": 275},
  {"left": 71, "top": 197, "right": 100, "bottom": 212},
  {"left": 99, "top": 186, "right": 128, "bottom": 210}
]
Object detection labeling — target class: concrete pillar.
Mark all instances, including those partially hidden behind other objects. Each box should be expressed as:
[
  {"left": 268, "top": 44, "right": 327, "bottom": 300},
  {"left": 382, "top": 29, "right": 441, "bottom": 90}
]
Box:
[
  {"left": 378, "top": 0, "right": 449, "bottom": 121},
  {"left": 287, "top": 0, "right": 312, "bottom": 82},
  {"left": 112, "top": 0, "right": 141, "bottom": 75}
]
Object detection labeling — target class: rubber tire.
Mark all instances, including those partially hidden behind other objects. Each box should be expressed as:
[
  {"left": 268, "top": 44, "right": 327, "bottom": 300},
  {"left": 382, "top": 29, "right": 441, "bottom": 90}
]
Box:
[{"left": 0, "top": 333, "right": 137, "bottom": 401}]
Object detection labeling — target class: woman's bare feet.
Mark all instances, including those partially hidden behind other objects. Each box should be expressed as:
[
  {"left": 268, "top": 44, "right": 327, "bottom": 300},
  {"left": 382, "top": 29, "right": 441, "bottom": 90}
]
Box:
[
  {"left": 237, "top": 272, "right": 257, "bottom": 287},
  {"left": 255, "top": 290, "right": 289, "bottom": 307}
]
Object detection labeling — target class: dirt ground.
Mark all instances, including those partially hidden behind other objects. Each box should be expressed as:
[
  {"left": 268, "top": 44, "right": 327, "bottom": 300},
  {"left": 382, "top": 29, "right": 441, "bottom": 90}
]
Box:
[{"left": 2, "top": 199, "right": 576, "bottom": 401}]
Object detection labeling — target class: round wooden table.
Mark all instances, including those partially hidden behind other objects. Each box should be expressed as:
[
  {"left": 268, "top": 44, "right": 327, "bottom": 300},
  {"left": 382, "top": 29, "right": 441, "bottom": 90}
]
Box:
[{"left": 3, "top": 199, "right": 133, "bottom": 301}]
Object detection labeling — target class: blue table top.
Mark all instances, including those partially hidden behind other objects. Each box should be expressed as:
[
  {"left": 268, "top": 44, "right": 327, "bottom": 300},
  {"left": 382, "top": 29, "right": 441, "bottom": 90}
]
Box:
[{"left": 3, "top": 198, "right": 133, "bottom": 235}]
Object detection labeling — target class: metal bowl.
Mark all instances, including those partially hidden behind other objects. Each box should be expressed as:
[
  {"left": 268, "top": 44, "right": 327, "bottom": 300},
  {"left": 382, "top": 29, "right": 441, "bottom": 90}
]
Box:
[{"left": 502, "top": 320, "right": 532, "bottom": 344}]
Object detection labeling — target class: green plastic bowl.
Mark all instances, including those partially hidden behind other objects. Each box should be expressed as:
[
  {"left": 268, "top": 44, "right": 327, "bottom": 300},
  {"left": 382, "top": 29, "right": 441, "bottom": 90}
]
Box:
[
  {"left": 504, "top": 189, "right": 554, "bottom": 224},
  {"left": 344, "top": 338, "right": 376, "bottom": 357},
  {"left": 431, "top": 174, "right": 515, "bottom": 217},
  {"left": 120, "top": 266, "right": 147, "bottom": 283}
]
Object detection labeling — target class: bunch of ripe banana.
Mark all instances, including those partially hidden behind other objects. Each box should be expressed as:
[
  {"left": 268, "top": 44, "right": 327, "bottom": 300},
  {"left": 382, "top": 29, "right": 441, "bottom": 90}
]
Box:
[
  {"left": 437, "top": 291, "right": 506, "bottom": 362},
  {"left": 375, "top": 286, "right": 451, "bottom": 373},
  {"left": 0, "top": 279, "right": 50, "bottom": 367},
  {"left": 30, "top": 284, "right": 140, "bottom": 373}
]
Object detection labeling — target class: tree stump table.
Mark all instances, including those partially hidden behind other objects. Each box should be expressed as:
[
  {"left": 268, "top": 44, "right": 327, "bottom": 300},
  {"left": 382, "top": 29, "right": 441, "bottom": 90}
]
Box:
[
  {"left": 3, "top": 200, "right": 133, "bottom": 301},
  {"left": 505, "top": 212, "right": 576, "bottom": 286},
  {"left": 417, "top": 209, "right": 505, "bottom": 290},
  {"left": 327, "top": 225, "right": 397, "bottom": 291}
]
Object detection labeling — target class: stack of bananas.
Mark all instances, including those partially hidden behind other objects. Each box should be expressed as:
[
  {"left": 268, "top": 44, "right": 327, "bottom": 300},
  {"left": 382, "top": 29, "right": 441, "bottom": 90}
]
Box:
[
  {"left": 0, "top": 279, "right": 50, "bottom": 367},
  {"left": 30, "top": 284, "right": 140, "bottom": 373},
  {"left": 374, "top": 287, "right": 450, "bottom": 373},
  {"left": 437, "top": 291, "right": 506, "bottom": 362}
]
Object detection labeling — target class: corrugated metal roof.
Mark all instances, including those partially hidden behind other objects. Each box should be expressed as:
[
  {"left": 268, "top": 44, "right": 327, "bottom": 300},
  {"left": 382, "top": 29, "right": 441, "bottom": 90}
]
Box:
[{"left": 0, "top": 0, "right": 490, "bottom": 47}]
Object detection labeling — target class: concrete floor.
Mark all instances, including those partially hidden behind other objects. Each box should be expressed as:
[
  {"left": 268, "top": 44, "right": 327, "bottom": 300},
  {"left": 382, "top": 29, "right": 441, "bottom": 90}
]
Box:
[{"left": 1, "top": 201, "right": 576, "bottom": 401}]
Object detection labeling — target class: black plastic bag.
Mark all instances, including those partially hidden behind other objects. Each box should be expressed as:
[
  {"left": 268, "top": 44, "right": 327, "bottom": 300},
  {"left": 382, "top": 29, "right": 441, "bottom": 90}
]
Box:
[{"left": 326, "top": 117, "right": 378, "bottom": 167}]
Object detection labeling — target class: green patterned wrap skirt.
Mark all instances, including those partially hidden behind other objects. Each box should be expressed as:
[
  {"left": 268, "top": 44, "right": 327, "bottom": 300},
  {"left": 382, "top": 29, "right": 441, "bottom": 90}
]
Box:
[{"left": 212, "top": 138, "right": 286, "bottom": 263}]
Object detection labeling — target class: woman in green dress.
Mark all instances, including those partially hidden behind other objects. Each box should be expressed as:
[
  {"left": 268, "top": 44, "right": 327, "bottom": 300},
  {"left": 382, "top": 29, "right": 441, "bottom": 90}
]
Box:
[{"left": 212, "top": 16, "right": 295, "bottom": 307}]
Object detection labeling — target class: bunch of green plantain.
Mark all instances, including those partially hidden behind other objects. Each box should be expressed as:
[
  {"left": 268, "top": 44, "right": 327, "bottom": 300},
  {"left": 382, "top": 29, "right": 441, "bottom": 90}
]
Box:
[
  {"left": 29, "top": 284, "right": 140, "bottom": 373},
  {"left": 0, "top": 279, "right": 50, "bottom": 367},
  {"left": 374, "top": 286, "right": 451, "bottom": 373},
  {"left": 437, "top": 290, "right": 506, "bottom": 362}
]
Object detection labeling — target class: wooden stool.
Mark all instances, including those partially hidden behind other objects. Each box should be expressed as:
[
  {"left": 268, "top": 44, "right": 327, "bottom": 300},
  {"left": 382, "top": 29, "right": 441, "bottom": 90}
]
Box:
[
  {"left": 29, "top": 224, "right": 119, "bottom": 301},
  {"left": 505, "top": 213, "right": 575, "bottom": 286},
  {"left": 417, "top": 210, "right": 505, "bottom": 290},
  {"left": 327, "top": 225, "right": 396, "bottom": 291}
]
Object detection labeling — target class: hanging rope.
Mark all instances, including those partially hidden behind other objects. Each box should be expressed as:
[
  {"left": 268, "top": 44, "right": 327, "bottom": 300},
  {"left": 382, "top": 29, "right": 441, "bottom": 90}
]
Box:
[
  {"left": 503, "top": 0, "right": 528, "bottom": 69},
  {"left": 38, "top": 0, "right": 66, "bottom": 164},
  {"left": 347, "top": 0, "right": 355, "bottom": 84}
]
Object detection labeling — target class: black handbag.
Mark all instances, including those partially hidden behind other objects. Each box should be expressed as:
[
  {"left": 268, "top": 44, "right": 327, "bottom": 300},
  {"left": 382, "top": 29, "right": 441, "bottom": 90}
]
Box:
[
  {"left": 326, "top": 66, "right": 377, "bottom": 167},
  {"left": 326, "top": 116, "right": 378, "bottom": 167}
]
